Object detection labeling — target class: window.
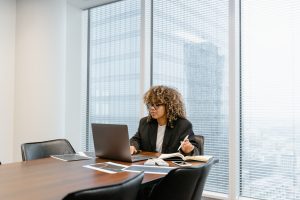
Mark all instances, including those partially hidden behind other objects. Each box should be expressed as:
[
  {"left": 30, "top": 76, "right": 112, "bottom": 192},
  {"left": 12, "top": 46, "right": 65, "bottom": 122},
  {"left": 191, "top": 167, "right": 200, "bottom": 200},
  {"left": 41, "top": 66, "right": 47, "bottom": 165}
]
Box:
[
  {"left": 87, "top": 0, "right": 229, "bottom": 196},
  {"left": 87, "top": 0, "right": 141, "bottom": 150},
  {"left": 241, "top": 0, "right": 300, "bottom": 199},
  {"left": 86, "top": 0, "right": 300, "bottom": 199},
  {"left": 152, "top": 0, "right": 229, "bottom": 193}
]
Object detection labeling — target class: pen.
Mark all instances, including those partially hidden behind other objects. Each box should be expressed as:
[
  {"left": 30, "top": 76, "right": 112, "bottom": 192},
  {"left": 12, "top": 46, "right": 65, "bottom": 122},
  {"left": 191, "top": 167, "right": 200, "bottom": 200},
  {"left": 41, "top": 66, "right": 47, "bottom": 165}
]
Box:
[{"left": 177, "top": 135, "right": 189, "bottom": 151}]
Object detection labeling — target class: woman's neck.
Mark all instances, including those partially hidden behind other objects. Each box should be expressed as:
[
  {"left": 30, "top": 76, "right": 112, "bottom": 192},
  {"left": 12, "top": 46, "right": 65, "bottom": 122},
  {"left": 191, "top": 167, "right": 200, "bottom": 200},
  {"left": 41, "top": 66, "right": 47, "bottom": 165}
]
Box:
[{"left": 157, "top": 117, "right": 167, "bottom": 126}]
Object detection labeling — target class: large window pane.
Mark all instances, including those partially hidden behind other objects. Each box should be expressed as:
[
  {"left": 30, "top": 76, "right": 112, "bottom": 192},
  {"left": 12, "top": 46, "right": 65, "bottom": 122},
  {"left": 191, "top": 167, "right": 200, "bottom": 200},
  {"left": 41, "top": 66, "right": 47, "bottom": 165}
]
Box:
[
  {"left": 241, "top": 1, "right": 300, "bottom": 199},
  {"left": 88, "top": 0, "right": 141, "bottom": 150},
  {"left": 152, "top": 0, "right": 229, "bottom": 194}
]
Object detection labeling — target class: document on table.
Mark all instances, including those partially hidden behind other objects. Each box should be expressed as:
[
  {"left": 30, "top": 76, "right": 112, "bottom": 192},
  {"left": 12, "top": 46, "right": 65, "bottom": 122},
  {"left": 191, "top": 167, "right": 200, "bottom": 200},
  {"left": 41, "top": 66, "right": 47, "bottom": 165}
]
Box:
[
  {"left": 83, "top": 162, "right": 128, "bottom": 174},
  {"left": 78, "top": 151, "right": 96, "bottom": 158},
  {"left": 123, "top": 165, "right": 176, "bottom": 174},
  {"left": 51, "top": 154, "right": 92, "bottom": 162}
]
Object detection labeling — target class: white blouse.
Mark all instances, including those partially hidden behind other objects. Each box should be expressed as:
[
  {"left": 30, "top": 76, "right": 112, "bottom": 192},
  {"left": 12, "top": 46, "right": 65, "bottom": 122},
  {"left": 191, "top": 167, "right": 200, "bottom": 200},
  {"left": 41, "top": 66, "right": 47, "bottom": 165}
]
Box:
[{"left": 156, "top": 124, "right": 166, "bottom": 152}]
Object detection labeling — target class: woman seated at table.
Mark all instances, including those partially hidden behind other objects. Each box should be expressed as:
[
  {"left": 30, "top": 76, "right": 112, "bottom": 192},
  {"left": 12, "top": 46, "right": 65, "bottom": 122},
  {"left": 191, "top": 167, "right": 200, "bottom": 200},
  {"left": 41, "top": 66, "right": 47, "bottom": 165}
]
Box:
[{"left": 130, "top": 85, "right": 199, "bottom": 156}]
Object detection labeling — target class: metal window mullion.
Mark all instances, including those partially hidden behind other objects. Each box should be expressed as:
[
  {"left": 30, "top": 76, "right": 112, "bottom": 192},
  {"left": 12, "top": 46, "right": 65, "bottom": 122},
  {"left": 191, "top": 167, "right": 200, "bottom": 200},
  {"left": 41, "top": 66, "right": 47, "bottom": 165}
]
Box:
[
  {"left": 80, "top": 10, "right": 89, "bottom": 152},
  {"left": 85, "top": 9, "right": 91, "bottom": 151},
  {"left": 140, "top": 0, "right": 152, "bottom": 118},
  {"left": 228, "top": 0, "right": 241, "bottom": 199}
]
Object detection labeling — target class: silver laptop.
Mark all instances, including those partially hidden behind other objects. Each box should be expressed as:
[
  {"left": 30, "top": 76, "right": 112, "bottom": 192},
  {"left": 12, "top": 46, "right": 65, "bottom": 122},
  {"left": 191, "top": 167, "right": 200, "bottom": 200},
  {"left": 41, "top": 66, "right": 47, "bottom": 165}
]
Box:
[{"left": 91, "top": 123, "right": 154, "bottom": 162}]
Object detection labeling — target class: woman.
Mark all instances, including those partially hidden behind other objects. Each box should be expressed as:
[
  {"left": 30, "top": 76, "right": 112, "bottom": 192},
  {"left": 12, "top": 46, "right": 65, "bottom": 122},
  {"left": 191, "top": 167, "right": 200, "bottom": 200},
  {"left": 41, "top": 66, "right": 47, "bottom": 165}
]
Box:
[{"left": 130, "top": 85, "right": 199, "bottom": 156}]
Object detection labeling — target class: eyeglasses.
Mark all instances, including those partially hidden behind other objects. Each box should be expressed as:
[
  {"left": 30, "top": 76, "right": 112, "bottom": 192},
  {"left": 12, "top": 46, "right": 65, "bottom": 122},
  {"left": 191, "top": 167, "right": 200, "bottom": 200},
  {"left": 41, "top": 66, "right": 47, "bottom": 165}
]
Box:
[{"left": 146, "top": 103, "right": 163, "bottom": 110}]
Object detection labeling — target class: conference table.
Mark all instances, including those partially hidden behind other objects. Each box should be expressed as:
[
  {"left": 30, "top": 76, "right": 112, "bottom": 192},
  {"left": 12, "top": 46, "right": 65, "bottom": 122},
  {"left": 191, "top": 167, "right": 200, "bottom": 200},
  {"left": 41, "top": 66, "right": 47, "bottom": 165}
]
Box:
[{"left": 0, "top": 152, "right": 207, "bottom": 200}]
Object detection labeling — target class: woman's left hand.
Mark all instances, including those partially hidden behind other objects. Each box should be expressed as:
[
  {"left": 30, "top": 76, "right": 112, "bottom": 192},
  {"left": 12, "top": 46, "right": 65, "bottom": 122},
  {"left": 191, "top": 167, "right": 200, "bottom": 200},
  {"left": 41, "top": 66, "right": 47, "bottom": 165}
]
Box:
[{"left": 181, "top": 139, "right": 195, "bottom": 154}]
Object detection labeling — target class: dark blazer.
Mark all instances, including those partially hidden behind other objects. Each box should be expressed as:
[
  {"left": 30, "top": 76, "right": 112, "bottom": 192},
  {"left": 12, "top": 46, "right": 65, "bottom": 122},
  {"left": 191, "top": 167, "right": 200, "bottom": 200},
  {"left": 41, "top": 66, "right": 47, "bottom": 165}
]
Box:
[{"left": 130, "top": 117, "right": 199, "bottom": 155}]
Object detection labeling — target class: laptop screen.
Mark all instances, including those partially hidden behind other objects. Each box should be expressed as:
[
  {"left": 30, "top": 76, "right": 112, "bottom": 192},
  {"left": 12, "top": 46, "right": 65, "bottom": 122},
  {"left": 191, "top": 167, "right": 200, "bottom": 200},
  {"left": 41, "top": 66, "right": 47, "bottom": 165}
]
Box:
[{"left": 91, "top": 123, "right": 133, "bottom": 162}]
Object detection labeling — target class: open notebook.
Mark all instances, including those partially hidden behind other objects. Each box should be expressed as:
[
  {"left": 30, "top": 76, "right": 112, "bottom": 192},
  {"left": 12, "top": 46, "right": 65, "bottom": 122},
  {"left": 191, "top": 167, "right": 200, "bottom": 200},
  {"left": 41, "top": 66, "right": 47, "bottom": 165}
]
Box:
[{"left": 159, "top": 152, "right": 213, "bottom": 162}]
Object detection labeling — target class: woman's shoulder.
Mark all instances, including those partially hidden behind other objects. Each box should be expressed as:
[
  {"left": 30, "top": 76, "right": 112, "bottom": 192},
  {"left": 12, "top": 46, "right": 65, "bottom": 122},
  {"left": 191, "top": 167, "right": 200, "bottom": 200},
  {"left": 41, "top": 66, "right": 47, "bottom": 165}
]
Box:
[
  {"left": 174, "top": 118, "right": 192, "bottom": 127},
  {"left": 140, "top": 116, "right": 148, "bottom": 123},
  {"left": 139, "top": 116, "right": 152, "bottom": 125},
  {"left": 139, "top": 117, "right": 157, "bottom": 128}
]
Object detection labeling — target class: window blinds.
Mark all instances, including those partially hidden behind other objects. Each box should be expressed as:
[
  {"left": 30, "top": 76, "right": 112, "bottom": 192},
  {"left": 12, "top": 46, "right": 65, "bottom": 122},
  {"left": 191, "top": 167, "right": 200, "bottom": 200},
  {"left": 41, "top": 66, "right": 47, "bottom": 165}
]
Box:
[
  {"left": 87, "top": 0, "right": 141, "bottom": 151},
  {"left": 241, "top": 0, "right": 300, "bottom": 199},
  {"left": 152, "top": 0, "right": 229, "bottom": 194}
]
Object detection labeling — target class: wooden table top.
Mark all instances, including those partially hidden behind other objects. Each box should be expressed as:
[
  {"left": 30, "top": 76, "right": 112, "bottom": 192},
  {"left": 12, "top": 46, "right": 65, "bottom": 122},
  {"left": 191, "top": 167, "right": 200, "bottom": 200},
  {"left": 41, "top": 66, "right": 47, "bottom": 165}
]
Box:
[
  {"left": 0, "top": 152, "right": 209, "bottom": 200},
  {"left": 0, "top": 152, "right": 177, "bottom": 200}
]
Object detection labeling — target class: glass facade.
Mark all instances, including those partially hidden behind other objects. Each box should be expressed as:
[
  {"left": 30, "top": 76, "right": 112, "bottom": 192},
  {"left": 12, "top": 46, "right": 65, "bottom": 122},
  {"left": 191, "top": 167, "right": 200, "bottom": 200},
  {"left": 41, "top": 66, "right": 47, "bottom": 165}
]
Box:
[
  {"left": 241, "top": 0, "right": 300, "bottom": 199},
  {"left": 88, "top": 0, "right": 141, "bottom": 150},
  {"left": 87, "top": 0, "right": 300, "bottom": 199},
  {"left": 152, "top": 0, "right": 229, "bottom": 193}
]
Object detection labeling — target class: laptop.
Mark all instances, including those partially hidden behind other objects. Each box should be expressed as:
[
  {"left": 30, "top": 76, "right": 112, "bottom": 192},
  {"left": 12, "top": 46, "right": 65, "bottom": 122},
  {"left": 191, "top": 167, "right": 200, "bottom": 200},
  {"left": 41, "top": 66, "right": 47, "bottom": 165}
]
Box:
[{"left": 91, "top": 123, "right": 155, "bottom": 162}]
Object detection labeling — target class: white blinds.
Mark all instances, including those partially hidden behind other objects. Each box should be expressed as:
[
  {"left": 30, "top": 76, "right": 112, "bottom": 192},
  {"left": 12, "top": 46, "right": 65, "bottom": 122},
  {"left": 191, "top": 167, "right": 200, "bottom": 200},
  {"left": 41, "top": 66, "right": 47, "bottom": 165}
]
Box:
[
  {"left": 241, "top": 0, "right": 300, "bottom": 199},
  {"left": 152, "top": 0, "right": 229, "bottom": 194},
  {"left": 87, "top": 0, "right": 141, "bottom": 150}
]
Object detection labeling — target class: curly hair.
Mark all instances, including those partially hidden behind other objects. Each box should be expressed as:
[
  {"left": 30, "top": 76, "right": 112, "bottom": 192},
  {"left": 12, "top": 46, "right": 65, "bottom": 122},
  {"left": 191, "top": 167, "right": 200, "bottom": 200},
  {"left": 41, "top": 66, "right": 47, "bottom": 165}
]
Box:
[{"left": 144, "top": 85, "right": 186, "bottom": 128}]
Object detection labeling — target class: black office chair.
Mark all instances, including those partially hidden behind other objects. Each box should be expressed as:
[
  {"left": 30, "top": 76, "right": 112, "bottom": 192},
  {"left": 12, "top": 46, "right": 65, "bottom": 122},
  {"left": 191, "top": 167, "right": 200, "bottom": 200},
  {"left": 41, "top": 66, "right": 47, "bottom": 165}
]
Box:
[
  {"left": 148, "top": 158, "right": 216, "bottom": 200},
  {"left": 193, "top": 135, "right": 204, "bottom": 155},
  {"left": 62, "top": 172, "right": 144, "bottom": 200},
  {"left": 21, "top": 139, "right": 75, "bottom": 161}
]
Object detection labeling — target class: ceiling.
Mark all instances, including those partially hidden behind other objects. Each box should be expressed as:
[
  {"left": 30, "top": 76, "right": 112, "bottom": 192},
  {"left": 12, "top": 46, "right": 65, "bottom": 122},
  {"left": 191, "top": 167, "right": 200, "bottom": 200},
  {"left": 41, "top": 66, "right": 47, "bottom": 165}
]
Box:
[{"left": 68, "top": 0, "right": 119, "bottom": 10}]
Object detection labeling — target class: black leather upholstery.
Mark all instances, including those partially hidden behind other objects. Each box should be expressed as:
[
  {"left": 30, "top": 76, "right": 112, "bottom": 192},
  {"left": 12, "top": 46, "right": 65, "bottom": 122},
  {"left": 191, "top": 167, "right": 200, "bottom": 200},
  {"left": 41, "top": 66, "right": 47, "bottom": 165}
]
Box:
[
  {"left": 63, "top": 172, "right": 144, "bottom": 200},
  {"left": 148, "top": 158, "right": 216, "bottom": 200},
  {"left": 21, "top": 139, "right": 75, "bottom": 161},
  {"left": 193, "top": 135, "right": 204, "bottom": 155}
]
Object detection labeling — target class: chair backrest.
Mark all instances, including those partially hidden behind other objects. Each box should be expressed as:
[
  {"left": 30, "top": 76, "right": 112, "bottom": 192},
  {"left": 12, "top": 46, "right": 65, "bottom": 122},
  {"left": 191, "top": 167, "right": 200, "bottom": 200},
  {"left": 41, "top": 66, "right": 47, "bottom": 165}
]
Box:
[
  {"left": 21, "top": 139, "right": 75, "bottom": 161},
  {"left": 62, "top": 172, "right": 144, "bottom": 200},
  {"left": 193, "top": 135, "right": 204, "bottom": 155},
  {"left": 148, "top": 158, "right": 216, "bottom": 200}
]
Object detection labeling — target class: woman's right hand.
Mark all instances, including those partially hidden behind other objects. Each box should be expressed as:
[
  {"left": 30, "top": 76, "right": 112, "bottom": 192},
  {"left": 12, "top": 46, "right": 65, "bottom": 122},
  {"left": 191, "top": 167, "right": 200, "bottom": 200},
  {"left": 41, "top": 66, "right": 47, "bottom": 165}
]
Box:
[{"left": 130, "top": 146, "right": 137, "bottom": 155}]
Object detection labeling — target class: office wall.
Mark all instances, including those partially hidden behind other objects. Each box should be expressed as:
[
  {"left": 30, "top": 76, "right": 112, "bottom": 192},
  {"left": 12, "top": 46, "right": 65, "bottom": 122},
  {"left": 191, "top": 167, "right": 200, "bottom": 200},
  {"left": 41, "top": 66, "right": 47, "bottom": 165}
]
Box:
[
  {"left": 65, "top": 3, "right": 84, "bottom": 151},
  {"left": 0, "top": 0, "right": 16, "bottom": 163},
  {"left": 13, "top": 0, "right": 67, "bottom": 161},
  {"left": 0, "top": 0, "right": 85, "bottom": 163}
]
